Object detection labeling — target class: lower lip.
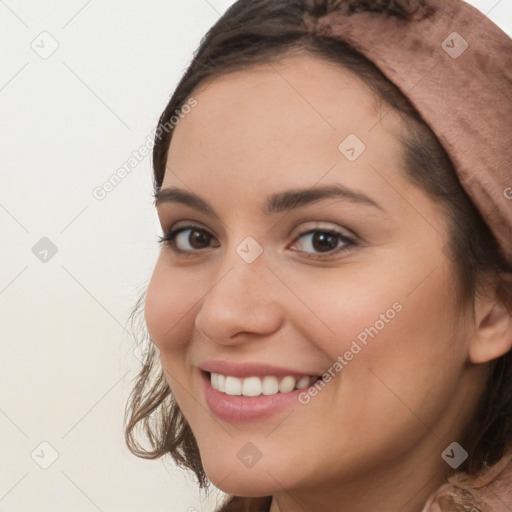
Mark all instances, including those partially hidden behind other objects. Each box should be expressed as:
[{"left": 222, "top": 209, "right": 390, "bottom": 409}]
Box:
[{"left": 201, "top": 371, "right": 311, "bottom": 423}]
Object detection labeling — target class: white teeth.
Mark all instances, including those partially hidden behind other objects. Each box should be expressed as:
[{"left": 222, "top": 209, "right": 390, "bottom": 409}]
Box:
[
  {"left": 296, "top": 376, "right": 311, "bottom": 389},
  {"left": 210, "top": 373, "right": 317, "bottom": 396},
  {"left": 242, "top": 376, "right": 262, "bottom": 397},
  {"left": 224, "top": 376, "right": 242, "bottom": 396},
  {"left": 262, "top": 376, "right": 279, "bottom": 395},
  {"left": 278, "top": 376, "right": 296, "bottom": 393}
]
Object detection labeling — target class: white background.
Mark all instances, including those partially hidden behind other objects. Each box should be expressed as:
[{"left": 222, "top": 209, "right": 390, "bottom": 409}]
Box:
[{"left": 1, "top": 1, "right": 511, "bottom": 511}]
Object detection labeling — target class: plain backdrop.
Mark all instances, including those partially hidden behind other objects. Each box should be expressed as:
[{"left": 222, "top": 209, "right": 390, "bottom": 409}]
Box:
[{"left": 1, "top": 1, "right": 511, "bottom": 511}]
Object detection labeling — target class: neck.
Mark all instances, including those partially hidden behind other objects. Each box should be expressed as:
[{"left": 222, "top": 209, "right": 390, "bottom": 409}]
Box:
[{"left": 269, "top": 441, "right": 451, "bottom": 512}]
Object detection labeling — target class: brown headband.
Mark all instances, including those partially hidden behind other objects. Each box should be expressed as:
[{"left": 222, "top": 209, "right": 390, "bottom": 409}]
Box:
[{"left": 305, "top": 0, "right": 512, "bottom": 261}]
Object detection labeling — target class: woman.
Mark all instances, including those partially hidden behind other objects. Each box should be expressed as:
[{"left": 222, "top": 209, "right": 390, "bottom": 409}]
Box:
[{"left": 125, "top": 0, "right": 512, "bottom": 510}]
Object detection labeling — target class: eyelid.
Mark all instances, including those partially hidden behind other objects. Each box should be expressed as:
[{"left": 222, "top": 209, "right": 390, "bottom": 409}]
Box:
[
  {"left": 288, "top": 220, "right": 356, "bottom": 240},
  {"left": 159, "top": 221, "right": 358, "bottom": 259},
  {"left": 158, "top": 223, "right": 218, "bottom": 255},
  {"left": 287, "top": 225, "right": 356, "bottom": 259}
]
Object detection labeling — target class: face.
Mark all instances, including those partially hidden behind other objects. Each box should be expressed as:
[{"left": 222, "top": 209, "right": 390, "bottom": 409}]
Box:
[{"left": 145, "top": 53, "right": 483, "bottom": 506}]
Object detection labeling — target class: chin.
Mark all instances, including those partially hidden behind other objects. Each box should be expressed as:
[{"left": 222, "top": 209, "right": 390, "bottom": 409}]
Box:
[
  {"left": 201, "top": 454, "right": 293, "bottom": 497},
  {"left": 208, "top": 471, "right": 278, "bottom": 498}
]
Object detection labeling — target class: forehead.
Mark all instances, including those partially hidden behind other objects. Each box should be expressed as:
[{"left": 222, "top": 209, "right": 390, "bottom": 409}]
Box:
[{"left": 164, "top": 53, "right": 405, "bottom": 203}]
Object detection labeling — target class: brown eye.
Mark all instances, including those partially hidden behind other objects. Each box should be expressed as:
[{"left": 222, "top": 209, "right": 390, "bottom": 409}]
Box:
[
  {"left": 311, "top": 232, "right": 340, "bottom": 252},
  {"left": 158, "top": 226, "right": 218, "bottom": 253},
  {"left": 187, "top": 229, "right": 212, "bottom": 249},
  {"left": 290, "top": 229, "right": 354, "bottom": 258}
]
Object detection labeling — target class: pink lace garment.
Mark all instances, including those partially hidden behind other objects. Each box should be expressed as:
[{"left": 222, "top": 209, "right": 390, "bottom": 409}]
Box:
[{"left": 422, "top": 450, "right": 512, "bottom": 512}]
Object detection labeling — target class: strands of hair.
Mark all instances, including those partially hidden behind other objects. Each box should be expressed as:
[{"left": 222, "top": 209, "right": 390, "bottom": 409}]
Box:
[{"left": 307, "top": 0, "right": 435, "bottom": 19}]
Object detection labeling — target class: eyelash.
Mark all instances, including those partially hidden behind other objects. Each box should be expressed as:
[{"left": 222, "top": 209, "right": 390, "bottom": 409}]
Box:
[{"left": 157, "top": 224, "right": 356, "bottom": 260}]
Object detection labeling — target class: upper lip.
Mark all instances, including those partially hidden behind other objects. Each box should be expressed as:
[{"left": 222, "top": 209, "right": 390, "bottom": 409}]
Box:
[{"left": 198, "top": 360, "right": 319, "bottom": 379}]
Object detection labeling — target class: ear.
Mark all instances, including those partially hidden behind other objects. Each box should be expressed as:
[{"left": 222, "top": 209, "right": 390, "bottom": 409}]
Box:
[{"left": 468, "top": 276, "right": 512, "bottom": 364}]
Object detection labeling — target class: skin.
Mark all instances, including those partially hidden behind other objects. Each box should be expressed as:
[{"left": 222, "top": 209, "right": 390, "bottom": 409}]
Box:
[{"left": 144, "top": 52, "right": 510, "bottom": 511}]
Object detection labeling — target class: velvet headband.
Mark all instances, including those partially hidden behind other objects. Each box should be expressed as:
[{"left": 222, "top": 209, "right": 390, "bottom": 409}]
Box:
[{"left": 304, "top": 0, "right": 512, "bottom": 261}]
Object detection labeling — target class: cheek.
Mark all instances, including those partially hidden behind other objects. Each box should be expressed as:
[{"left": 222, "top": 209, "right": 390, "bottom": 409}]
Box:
[
  {"left": 324, "top": 264, "right": 465, "bottom": 437},
  {"left": 289, "top": 254, "right": 466, "bottom": 420},
  {"left": 144, "top": 261, "right": 202, "bottom": 412},
  {"left": 259, "top": 264, "right": 467, "bottom": 481},
  {"left": 144, "top": 259, "right": 201, "bottom": 351}
]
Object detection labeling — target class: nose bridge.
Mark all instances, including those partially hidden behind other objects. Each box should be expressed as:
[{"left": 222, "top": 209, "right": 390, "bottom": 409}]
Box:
[
  {"left": 194, "top": 240, "right": 283, "bottom": 343},
  {"left": 213, "top": 230, "right": 273, "bottom": 297}
]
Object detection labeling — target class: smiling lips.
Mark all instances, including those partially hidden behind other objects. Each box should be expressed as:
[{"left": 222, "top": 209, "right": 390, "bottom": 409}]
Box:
[
  {"left": 199, "top": 362, "right": 323, "bottom": 422},
  {"left": 210, "top": 372, "right": 318, "bottom": 396}
]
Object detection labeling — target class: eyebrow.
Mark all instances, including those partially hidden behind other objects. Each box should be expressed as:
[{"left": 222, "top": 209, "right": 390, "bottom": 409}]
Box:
[{"left": 154, "top": 184, "right": 384, "bottom": 217}]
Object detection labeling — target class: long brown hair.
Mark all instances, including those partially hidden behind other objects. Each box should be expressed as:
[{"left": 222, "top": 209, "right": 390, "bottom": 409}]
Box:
[{"left": 124, "top": 1, "right": 512, "bottom": 510}]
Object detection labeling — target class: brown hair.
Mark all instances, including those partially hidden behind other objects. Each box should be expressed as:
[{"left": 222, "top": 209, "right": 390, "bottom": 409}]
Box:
[{"left": 124, "top": 1, "right": 512, "bottom": 510}]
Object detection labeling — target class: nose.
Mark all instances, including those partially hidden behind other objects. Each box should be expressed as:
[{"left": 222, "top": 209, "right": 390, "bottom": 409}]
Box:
[{"left": 194, "top": 249, "right": 284, "bottom": 346}]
